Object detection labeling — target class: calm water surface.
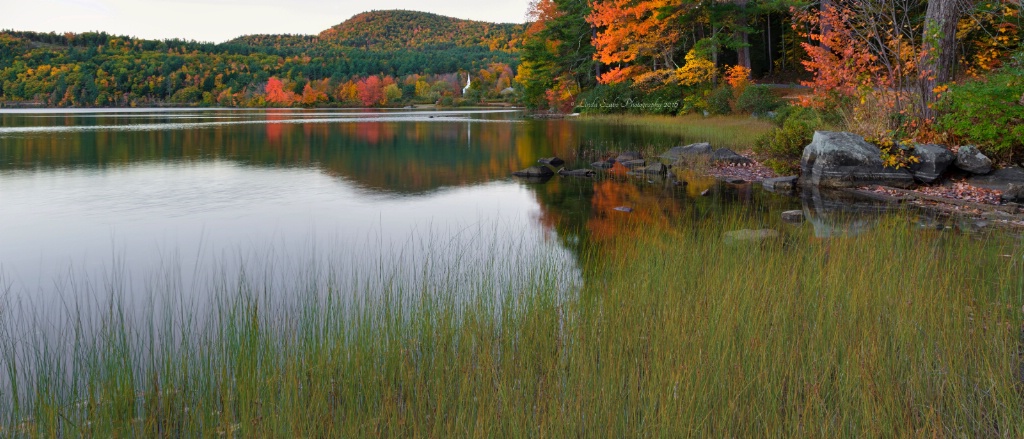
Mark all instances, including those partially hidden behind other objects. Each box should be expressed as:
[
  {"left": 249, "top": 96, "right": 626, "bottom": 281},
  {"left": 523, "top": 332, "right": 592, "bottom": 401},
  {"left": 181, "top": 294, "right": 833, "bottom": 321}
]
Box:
[{"left": 0, "top": 108, "right": 802, "bottom": 308}]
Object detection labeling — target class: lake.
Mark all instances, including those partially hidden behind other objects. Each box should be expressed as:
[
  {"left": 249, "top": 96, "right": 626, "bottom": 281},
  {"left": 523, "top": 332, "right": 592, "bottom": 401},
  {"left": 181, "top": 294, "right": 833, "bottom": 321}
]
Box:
[{"left": 0, "top": 108, "right": 805, "bottom": 307}]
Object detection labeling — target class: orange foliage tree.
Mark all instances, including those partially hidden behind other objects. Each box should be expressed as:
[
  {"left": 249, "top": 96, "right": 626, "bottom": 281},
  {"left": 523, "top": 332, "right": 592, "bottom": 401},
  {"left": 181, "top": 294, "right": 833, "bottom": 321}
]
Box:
[
  {"left": 587, "top": 0, "right": 691, "bottom": 83},
  {"left": 265, "top": 77, "right": 297, "bottom": 106}
]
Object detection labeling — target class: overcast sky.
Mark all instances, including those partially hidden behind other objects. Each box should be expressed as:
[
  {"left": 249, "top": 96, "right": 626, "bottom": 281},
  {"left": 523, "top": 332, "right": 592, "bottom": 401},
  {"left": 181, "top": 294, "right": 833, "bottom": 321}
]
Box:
[{"left": 0, "top": 0, "right": 532, "bottom": 43}]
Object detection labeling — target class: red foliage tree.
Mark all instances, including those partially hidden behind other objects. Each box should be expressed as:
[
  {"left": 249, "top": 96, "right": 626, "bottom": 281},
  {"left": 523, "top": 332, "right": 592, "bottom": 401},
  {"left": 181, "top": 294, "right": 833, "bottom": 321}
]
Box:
[{"left": 356, "top": 76, "right": 384, "bottom": 107}]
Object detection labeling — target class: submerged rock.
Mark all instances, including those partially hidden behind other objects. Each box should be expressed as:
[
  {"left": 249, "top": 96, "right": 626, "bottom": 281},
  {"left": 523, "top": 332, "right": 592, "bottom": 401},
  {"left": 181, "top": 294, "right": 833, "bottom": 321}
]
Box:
[
  {"left": 538, "top": 156, "right": 565, "bottom": 167},
  {"left": 558, "top": 168, "right": 596, "bottom": 178},
  {"left": 640, "top": 162, "right": 668, "bottom": 175},
  {"left": 615, "top": 151, "right": 643, "bottom": 162},
  {"left": 512, "top": 166, "right": 554, "bottom": 178},
  {"left": 591, "top": 160, "right": 614, "bottom": 170},
  {"left": 910, "top": 143, "right": 955, "bottom": 184},
  {"left": 619, "top": 159, "right": 647, "bottom": 169},
  {"left": 724, "top": 229, "right": 780, "bottom": 243},
  {"left": 659, "top": 142, "right": 712, "bottom": 162},
  {"left": 800, "top": 131, "right": 915, "bottom": 189},
  {"left": 762, "top": 176, "right": 799, "bottom": 193},
  {"left": 955, "top": 145, "right": 993, "bottom": 175},
  {"left": 781, "top": 210, "right": 804, "bottom": 223},
  {"left": 711, "top": 148, "right": 753, "bottom": 165}
]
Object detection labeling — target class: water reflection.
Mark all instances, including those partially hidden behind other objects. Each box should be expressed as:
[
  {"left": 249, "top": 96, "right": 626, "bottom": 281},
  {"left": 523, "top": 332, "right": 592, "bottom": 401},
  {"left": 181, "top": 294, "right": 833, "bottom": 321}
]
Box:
[{"left": 0, "top": 109, "right": 805, "bottom": 306}]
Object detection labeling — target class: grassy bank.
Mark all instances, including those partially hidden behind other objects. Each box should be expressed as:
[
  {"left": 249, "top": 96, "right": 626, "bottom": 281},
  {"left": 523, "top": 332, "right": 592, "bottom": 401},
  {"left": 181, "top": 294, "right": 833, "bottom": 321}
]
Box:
[
  {"left": 578, "top": 114, "right": 773, "bottom": 151},
  {"left": 2, "top": 214, "right": 1023, "bottom": 436}
]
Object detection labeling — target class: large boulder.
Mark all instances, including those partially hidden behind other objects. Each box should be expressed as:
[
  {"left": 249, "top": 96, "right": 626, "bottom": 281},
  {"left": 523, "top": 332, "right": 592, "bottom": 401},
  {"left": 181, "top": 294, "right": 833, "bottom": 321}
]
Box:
[
  {"left": 711, "top": 148, "right": 753, "bottom": 165},
  {"left": 659, "top": 142, "right": 712, "bottom": 162},
  {"left": 800, "top": 131, "right": 915, "bottom": 188},
  {"left": 909, "top": 143, "right": 954, "bottom": 184},
  {"left": 955, "top": 145, "right": 993, "bottom": 175}
]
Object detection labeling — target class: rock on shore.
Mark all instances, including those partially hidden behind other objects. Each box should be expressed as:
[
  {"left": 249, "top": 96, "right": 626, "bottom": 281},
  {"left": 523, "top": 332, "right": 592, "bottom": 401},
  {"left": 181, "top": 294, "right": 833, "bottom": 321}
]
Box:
[{"left": 800, "top": 131, "right": 915, "bottom": 189}]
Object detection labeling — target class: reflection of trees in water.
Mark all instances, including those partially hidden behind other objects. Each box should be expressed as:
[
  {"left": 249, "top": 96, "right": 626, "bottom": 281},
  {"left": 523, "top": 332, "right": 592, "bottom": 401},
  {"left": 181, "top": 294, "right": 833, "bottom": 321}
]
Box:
[{"left": 0, "top": 113, "right": 582, "bottom": 194}]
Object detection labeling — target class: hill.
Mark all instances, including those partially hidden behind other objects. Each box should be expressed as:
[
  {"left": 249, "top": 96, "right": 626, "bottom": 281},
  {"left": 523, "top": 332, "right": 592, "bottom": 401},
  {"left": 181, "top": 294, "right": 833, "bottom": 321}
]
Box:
[
  {"left": 318, "top": 10, "right": 524, "bottom": 52},
  {"left": 0, "top": 11, "right": 524, "bottom": 107}
]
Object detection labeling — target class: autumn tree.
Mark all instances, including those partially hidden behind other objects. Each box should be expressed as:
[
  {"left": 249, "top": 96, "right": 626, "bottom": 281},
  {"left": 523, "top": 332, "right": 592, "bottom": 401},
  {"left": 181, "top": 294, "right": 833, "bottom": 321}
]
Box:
[
  {"left": 265, "top": 77, "right": 296, "bottom": 106},
  {"left": 518, "top": 0, "right": 597, "bottom": 109},
  {"left": 356, "top": 75, "right": 383, "bottom": 106}
]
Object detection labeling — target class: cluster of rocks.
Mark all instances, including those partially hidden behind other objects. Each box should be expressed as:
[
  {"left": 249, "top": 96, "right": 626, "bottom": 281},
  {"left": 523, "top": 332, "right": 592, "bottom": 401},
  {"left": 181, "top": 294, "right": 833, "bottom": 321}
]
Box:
[
  {"left": 799, "top": 131, "right": 1024, "bottom": 203},
  {"left": 512, "top": 142, "right": 757, "bottom": 183}
]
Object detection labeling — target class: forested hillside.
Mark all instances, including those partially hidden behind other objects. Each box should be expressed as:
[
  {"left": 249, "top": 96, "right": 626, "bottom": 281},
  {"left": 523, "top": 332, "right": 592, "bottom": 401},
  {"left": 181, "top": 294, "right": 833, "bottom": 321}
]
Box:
[
  {"left": 319, "top": 10, "right": 524, "bottom": 51},
  {"left": 0, "top": 10, "right": 521, "bottom": 107}
]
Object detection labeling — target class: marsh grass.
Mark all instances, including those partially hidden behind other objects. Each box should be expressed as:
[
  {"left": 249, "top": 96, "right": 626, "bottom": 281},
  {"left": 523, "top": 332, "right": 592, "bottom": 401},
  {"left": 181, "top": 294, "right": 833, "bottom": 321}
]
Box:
[
  {"left": 2, "top": 214, "right": 1023, "bottom": 437},
  {"left": 580, "top": 114, "right": 774, "bottom": 151}
]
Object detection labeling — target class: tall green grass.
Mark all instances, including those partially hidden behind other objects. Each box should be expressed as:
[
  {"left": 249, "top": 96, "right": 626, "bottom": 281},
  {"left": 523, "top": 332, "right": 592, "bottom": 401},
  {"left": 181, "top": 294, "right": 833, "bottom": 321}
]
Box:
[
  {"left": 1, "top": 214, "right": 1022, "bottom": 437},
  {"left": 579, "top": 114, "right": 774, "bottom": 151}
]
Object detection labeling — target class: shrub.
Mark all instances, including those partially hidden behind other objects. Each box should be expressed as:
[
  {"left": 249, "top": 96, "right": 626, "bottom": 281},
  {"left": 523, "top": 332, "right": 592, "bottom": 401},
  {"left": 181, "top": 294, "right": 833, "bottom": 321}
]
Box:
[
  {"left": 935, "top": 67, "right": 1024, "bottom": 161},
  {"left": 706, "top": 85, "right": 734, "bottom": 115},
  {"left": 576, "top": 82, "right": 637, "bottom": 114},
  {"left": 736, "top": 85, "right": 783, "bottom": 116},
  {"left": 753, "top": 106, "right": 824, "bottom": 174}
]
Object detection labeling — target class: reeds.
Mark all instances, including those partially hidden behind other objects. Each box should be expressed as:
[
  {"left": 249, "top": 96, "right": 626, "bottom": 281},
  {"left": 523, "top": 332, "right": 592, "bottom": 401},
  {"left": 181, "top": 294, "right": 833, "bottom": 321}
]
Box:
[{"left": 1, "top": 213, "right": 1022, "bottom": 437}]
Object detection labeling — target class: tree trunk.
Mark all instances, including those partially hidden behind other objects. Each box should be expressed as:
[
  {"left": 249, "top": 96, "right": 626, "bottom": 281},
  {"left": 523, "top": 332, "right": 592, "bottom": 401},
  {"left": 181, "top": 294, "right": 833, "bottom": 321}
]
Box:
[
  {"left": 922, "top": 0, "right": 973, "bottom": 116},
  {"left": 735, "top": 0, "right": 752, "bottom": 72},
  {"left": 922, "top": 0, "right": 967, "bottom": 86}
]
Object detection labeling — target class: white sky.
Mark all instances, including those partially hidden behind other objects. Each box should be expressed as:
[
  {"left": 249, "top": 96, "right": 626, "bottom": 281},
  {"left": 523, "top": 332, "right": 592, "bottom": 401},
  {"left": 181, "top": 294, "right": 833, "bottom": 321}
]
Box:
[{"left": 0, "top": 0, "right": 532, "bottom": 43}]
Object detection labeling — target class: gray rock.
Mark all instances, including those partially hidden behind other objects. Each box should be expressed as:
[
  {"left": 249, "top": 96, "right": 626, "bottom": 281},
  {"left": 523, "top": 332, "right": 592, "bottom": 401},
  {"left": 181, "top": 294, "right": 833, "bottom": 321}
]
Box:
[
  {"left": 512, "top": 166, "right": 554, "bottom": 178},
  {"left": 781, "top": 210, "right": 804, "bottom": 223},
  {"left": 711, "top": 148, "right": 753, "bottom": 165},
  {"left": 538, "top": 156, "right": 565, "bottom": 167},
  {"left": 725, "top": 178, "right": 746, "bottom": 184},
  {"left": 659, "top": 142, "right": 712, "bottom": 162},
  {"left": 762, "top": 176, "right": 799, "bottom": 193},
  {"left": 967, "top": 166, "right": 1024, "bottom": 191},
  {"left": 591, "top": 160, "right": 614, "bottom": 170},
  {"left": 800, "top": 131, "right": 915, "bottom": 189},
  {"left": 1002, "top": 183, "right": 1024, "bottom": 202},
  {"left": 619, "top": 159, "right": 646, "bottom": 169},
  {"left": 615, "top": 151, "right": 643, "bottom": 162},
  {"left": 910, "top": 143, "right": 954, "bottom": 184},
  {"left": 640, "top": 162, "right": 668, "bottom": 175},
  {"left": 724, "top": 229, "right": 780, "bottom": 243},
  {"left": 558, "top": 168, "right": 595, "bottom": 178},
  {"left": 955, "top": 145, "right": 993, "bottom": 175},
  {"left": 613, "top": 206, "right": 633, "bottom": 213}
]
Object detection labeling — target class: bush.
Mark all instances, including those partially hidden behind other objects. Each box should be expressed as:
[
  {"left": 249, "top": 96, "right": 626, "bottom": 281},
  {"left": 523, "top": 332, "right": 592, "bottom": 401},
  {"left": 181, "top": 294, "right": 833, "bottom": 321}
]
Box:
[
  {"left": 935, "top": 67, "right": 1024, "bottom": 161},
  {"left": 706, "top": 85, "right": 734, "bottom": 115},
  {"left": 736, "top": 85, "right": 783, "bottom": 116},
  {"left": 576, "top": 82, "right": 637, "bottom": 114},
  {"left": 753, "top": 106, "right": 825, "bottom": 174}
]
